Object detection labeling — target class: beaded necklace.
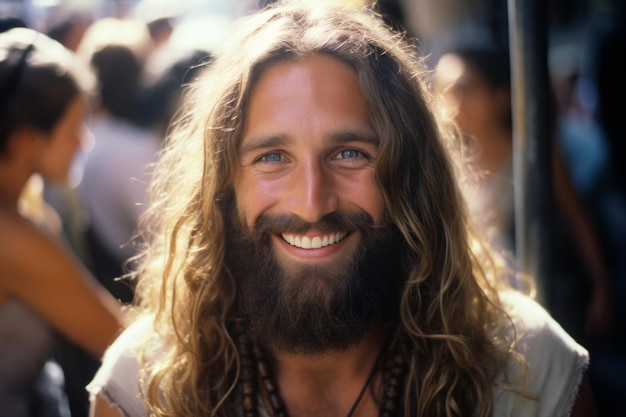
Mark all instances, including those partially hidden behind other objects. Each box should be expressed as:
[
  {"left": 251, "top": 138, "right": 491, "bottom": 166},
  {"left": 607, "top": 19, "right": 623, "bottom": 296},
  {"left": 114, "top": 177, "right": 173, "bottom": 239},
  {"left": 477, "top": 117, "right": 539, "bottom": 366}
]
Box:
[{"left": 237, "top": 333, "right": 407, "bottom": 417}]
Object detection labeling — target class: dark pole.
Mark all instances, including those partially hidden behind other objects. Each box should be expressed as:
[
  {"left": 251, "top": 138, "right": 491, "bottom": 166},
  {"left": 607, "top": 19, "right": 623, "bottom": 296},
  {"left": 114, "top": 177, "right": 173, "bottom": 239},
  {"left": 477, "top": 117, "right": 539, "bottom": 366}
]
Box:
[{"left": 507, "top": 0, "right": 553, "bottom": 305}]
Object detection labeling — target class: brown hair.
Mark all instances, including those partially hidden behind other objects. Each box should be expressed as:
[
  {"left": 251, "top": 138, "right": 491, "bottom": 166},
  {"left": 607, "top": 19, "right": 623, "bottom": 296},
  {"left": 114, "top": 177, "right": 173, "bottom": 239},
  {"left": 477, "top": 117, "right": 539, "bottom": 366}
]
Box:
[
  {"left": 132, "top": 2, "right": 526, "bottom": 416},
  {"left": 0, "top": 27, "right": 92, "bottom": 154}
]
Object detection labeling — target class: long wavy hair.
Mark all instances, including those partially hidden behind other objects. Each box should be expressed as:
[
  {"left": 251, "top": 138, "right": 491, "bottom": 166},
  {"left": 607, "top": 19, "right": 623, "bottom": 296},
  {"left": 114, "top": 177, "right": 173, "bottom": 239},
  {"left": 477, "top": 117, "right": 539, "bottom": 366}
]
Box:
[{"left": 131, "top": 1, "right": 527, "bottom": 416}]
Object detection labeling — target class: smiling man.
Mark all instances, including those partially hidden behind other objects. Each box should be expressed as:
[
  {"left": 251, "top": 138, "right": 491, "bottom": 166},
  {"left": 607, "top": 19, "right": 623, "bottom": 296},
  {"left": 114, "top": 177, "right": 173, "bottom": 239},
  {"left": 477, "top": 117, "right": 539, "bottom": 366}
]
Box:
[
  {"left": 87, "top": 2, "right": 595, "bottom": 417},
  {"left": 228, "top": 55, "right": 401, "bottom": 356}
]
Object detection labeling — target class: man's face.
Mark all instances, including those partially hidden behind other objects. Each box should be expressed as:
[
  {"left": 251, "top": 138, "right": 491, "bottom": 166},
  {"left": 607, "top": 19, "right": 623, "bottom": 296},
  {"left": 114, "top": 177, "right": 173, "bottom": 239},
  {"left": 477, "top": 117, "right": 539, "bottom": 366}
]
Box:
[
  {"left": 235, "top": 54, "right": 386, "bottom": 261},
  {"left": 229, "top": 55, "right": 401, "bottom": 353}
]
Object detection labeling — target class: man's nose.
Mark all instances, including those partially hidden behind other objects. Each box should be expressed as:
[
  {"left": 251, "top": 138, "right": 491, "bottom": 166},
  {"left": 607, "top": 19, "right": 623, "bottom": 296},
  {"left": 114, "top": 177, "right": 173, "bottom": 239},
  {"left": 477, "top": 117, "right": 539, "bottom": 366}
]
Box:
[{"left": 286, "top": 160, "right": 339, "bottom": 223}]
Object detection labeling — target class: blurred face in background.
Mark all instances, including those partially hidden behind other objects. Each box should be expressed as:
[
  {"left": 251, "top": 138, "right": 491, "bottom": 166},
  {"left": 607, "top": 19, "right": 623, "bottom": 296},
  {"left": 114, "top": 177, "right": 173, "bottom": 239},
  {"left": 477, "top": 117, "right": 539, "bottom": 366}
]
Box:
[
  {"left": 435, "top": 53, "right": 509, "bottom": 139},
  {"left": 34, "top": 96, "right": 86, "bottom": 183}
]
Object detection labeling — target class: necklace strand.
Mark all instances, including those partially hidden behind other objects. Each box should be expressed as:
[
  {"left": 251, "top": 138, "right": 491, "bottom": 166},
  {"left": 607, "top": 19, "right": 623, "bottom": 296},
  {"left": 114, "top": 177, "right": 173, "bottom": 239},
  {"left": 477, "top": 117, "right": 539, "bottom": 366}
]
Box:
[
  {"left": 237, "top": 333, "right": 406, "bottom": 417},
  {"left": 343, "top": 347, "right": 386, "bottom": 417}
]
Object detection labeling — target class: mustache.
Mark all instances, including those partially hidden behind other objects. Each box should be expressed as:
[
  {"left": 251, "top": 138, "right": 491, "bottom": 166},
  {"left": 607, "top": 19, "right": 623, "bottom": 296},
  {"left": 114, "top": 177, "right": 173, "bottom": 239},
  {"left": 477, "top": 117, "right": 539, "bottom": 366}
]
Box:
[
  {"left": 250, "top": 211, "right": 392, "bottom": 238},
  {"left": 258, "top": 211, "right": 372, "bottom": 233}
]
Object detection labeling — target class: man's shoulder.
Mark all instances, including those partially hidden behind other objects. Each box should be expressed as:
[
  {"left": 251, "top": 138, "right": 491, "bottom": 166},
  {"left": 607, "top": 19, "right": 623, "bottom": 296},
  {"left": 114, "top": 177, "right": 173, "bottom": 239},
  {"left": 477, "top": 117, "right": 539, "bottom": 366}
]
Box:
[
  {"left": 492, "top": 290, "right": 590, "bottom": 417},
  {"left": 87, "top": 314, "right": 156, "bottom": 417},
  {"left": 498, "top": 290, "right": 587, "bottom": 354},
  {"left": 106, "top": 314, "right": 155, "bottom": 356}
]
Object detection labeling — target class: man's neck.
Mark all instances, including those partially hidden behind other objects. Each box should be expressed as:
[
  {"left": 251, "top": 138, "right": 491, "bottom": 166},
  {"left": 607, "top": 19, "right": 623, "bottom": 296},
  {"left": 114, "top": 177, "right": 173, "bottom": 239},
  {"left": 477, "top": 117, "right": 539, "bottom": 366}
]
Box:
[{"left": 267, "top": 324, "right": 386, "bottom": 417}]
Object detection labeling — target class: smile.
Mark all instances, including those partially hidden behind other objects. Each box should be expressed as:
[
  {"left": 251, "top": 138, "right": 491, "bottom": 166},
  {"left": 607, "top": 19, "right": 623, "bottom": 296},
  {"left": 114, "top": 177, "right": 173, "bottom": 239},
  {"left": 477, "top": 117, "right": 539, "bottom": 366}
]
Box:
[{"left": 281, "top": 232, "right": 348, "bottom": 249}]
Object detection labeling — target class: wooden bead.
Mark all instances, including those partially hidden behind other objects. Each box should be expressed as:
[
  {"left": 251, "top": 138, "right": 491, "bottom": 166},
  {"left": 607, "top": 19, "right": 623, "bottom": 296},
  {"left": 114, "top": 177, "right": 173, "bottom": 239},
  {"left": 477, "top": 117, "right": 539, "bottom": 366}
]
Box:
[
  {"left": 383, "top": 399, "right": 398, "bottom": 412},
  {"left": 387, "top": 377, "right": 401, "bottom": 387},
  {"left": 392, "top": 354, "right": 404, "bottom": 365},
  {"left": 242, "top": 367, "right": 256, "bottom": 380},
  {"left": 236, "top": 336, "right": 407, "bottom": 417},
  {"left": 257, "top": 360, "right": 270, "bottom": 378},
  {"left": 242, "top": 381, "right": 256, "bottom": 395},
  {"left": 384, "top": 385, "right": 400, "bottom": 398},
  {"left": 269, "top": 393, "right": 285, "bottom": 411},
  {"left": 263, "top": 377, "right": 277, "bottom": 393},
  {"left": 242, "top": 396, "right": 256, "bottom": 410}
]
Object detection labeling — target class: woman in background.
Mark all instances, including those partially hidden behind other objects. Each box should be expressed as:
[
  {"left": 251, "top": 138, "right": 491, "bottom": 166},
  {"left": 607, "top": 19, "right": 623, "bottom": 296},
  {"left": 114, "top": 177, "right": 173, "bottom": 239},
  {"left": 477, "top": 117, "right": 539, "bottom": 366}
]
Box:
[
  {"left": 0, "top": 27, "right": 124, "bottom": 417},
  {"left": 434, "top": 44, "right": 612, "bottom": 341}
]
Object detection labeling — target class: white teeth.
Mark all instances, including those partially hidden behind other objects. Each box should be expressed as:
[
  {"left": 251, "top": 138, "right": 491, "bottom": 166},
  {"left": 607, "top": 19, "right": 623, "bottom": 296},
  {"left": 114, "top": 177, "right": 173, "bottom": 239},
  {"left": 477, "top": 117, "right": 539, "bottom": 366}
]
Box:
[{"left": 282, "top": 232, "right": 348, "bottom": 249}]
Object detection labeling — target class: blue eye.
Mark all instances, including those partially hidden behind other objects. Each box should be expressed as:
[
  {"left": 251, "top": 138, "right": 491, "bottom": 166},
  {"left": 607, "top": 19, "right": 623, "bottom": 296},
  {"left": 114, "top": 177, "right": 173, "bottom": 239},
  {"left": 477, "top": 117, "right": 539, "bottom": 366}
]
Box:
[
  {"left": 259, "top": 152, "right": 283, "bottom": 162},
  {"left": 337, "top": 149, "right": 362, "bottom": 159}
]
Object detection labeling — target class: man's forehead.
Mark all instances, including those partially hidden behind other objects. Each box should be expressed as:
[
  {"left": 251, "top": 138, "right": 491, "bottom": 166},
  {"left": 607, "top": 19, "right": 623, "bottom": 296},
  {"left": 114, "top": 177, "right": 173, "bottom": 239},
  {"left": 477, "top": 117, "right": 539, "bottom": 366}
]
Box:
[
  {"left": 239, "top": 128, "right": 379, "bottom": 155},
  {"left": 240, "top": 54, "right": 374, "bottom": 146}
]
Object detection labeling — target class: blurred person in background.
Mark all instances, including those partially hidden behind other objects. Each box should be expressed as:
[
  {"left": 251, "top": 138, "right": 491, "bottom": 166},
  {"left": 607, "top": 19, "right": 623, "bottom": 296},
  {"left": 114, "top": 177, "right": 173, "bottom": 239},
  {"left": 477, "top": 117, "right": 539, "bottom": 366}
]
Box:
[
  {"left": 74, "top": 17, "right": 161, "bottom": 305},
  {"left": 435, "top": 44, "right": 624, "bottom": 415},
  {"left": 136, "top": 48, "right": 212, "bottom": 140},
  {"left": 434, "top": 44, "right": 613, "bottom": 339},
  {"left": 45, "top": 9, "right": 92, "bottom": 53},
  {"left": 591, "top": 2, "right": 626, "bottom": 200},
  {"left": 0, "top": 27, "right": 124, "bottom": 417},
  {"left": 553, "top": 26, "right": 626, "bottom": 415},
  {"left": 47, "top": 17, "right": 160, "bottom": 417},
  {"left": 0, "top": 17, "right": 27, "bottom": 33}
]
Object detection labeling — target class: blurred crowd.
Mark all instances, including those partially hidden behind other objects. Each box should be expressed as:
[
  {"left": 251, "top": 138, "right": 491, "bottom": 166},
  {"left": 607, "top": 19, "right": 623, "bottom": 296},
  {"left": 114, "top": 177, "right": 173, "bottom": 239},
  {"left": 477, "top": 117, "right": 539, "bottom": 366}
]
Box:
[
  {"left": 1, "top": 0, "right": 624, "bottom": 416},
  {"left": 1, "top": 1, "right": 217, "bottom": 416}
]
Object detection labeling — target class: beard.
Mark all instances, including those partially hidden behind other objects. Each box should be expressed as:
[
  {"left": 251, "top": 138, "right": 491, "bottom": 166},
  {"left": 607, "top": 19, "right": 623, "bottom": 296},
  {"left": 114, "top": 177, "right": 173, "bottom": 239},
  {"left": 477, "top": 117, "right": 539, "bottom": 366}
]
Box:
[{"left": 225, "top": 207, "right": 403, "bottom": 355}]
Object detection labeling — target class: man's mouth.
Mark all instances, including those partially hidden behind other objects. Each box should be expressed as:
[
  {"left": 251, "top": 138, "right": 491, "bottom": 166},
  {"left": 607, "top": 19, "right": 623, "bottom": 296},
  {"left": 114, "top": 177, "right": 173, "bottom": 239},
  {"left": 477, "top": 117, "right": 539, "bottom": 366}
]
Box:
[{"left": 281, "top": 232, "right": 349, "bottom": 249}]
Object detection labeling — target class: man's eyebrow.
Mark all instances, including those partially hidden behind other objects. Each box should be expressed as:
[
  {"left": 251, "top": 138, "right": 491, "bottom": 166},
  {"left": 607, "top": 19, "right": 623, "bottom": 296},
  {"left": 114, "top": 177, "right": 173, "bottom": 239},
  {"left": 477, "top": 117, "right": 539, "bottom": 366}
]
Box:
[
  {"left": 328, "top": 129, "right": 379, "bottom": 147},
  {"left": 239, "top": 128, "right": 379, "bottom": 156},
  {"left": 240, "top": 135, "right": 289, "bottom": 156}
]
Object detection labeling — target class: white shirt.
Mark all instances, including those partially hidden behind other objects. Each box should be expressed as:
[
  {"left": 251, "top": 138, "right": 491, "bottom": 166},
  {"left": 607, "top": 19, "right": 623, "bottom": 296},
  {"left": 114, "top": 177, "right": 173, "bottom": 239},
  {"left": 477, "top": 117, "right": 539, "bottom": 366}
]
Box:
[{"left": 87, "top": 291, "right": 589, "bottom": 417}]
